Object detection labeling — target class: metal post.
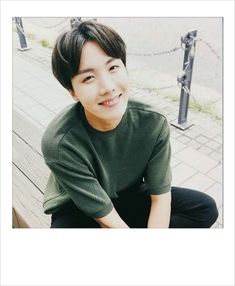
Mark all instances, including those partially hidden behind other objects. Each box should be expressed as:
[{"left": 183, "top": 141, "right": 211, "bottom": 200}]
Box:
[
  {"left": 171, "top": 30, "right": 197, "bottom": 130},
  {"left": 70, "top": 17, "right": 82, "bottom": 29},
  {"left": 15, "top": 17, "right": 30, "bottom": 51}
]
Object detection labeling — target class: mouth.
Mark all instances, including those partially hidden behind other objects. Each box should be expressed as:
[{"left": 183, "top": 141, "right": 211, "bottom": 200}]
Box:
[{"left": 98, "top": 94, "right": 122, "bottom": 107}]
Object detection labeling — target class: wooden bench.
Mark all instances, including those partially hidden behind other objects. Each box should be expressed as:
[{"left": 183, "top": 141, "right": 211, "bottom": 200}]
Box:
[{"left": 13, "top": 109, "right": 51, "bottom": 228}]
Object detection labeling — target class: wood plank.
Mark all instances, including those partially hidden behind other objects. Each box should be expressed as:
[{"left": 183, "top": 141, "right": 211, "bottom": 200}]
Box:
[
  {"left": 12, "top": 110, "right": 52, "bottom": 228},
  {"left": 13, "top": 208, "right": 30, "bottom": 228},
  {"left": 13, "top": 108, "right": 44, "bottom": 154},
  {"left": 13, "top": 164, "right": 51, "bottom": 228},
  {"left": 13, "top": 131, "right": 50, "bottom": 193},
  {"left": 12, "top": 208, "right": 21, "bottom": 228}
]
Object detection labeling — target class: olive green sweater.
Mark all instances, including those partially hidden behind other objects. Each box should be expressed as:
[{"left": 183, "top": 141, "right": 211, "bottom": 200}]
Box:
[{"left": 41, "top": 100, "right": 172, "bottom": 218}]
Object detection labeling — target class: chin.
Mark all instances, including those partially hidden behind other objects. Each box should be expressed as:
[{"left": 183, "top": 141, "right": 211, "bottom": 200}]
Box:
[{"left": 105, "top": 109, "right": 125, "bottom": 121}]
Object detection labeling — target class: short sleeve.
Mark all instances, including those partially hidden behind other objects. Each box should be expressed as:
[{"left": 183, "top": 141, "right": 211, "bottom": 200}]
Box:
[
  {"left": 46, "top": 159, "right": 114, "bottom": 218},
  {"left": 144, "top": 118, "right": 172, "bottom": 195}
]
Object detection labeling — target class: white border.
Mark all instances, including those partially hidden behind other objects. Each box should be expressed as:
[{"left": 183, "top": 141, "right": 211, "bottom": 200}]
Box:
[{"left": 1, "top": 1, "right": 234, "bottom": 286}]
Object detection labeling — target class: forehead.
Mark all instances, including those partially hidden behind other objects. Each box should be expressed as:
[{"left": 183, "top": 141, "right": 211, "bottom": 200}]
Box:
[{"left": 79, "top": 41, "right": 111, "bottom": 69}]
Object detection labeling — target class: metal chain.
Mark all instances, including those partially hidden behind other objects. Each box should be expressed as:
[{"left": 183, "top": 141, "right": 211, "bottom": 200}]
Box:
[
  {"left": 197, "top": 38, "right": 221, "bottom": 61},
  {"left": 127, "top": 46, "right": 181, "bottom": 57},
  {"left": 15, "top": 19, "right": 221, "bottom": 64},
  {"left": 70, "top": 17, "right": 82, "bottom": 28},
  {"left": 14, "top": 18, "right": 221, "bottom": 102},
  {"left": 130, "top": 36, "right": 194, "bottom": 92},
  {"left": 132, "top": 81, "right": 195, "bottom": 97},
  {"left": 182, "top": 85, "right": 191, "bottom": 94},
  {"left": 24, "top": 18, "right": 69, "bottom": 29},
  {"left": 157, "top": 83, "right": 178, "bottom": 90},
  {"left": 131, "top": 82, "right": 178, "bottom": 91},
  {"left": 183, "top": 85, "right": 198, "bottom": 103}
]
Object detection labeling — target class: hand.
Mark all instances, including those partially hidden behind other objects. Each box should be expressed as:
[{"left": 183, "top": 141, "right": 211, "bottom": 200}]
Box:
[{"left": 95, "top": 207, "right": 129, "bottom": 228}]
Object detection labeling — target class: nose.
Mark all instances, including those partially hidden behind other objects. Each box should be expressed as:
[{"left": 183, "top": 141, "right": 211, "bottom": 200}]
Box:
[{"left": 99, "top": 74, "right": 116, "bottom": 96}]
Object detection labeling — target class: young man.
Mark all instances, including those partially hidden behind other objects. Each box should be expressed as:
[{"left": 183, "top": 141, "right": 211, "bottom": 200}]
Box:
[{"left": 41, "top": 20, "right": 218, "bottom": 228}]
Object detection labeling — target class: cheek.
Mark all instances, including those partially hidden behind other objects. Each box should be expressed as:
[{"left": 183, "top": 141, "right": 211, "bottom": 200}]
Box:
[
  {"left": 76, "top": 85, "right": 97, "bottom": 101},
  {"left": 118, "top": 72, "right": 129, "bottom": 92}
]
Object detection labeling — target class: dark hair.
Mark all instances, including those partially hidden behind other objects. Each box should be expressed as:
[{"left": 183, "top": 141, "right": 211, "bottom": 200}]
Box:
[{"left": 51, "top": 21, "right": 126, "bottom": 91}]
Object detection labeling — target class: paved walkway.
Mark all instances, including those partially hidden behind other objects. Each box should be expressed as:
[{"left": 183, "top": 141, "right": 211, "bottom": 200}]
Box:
[{"left": 13, "top": 32, "right": 223, "bottom": 228}]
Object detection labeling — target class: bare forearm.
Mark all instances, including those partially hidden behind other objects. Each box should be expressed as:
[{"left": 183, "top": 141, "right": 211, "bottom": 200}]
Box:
[
  {"left": 147, "top": 192, "right": 171, "bottom": 228},
  {"left": 95, "top": 207, "right": 129, "bottom": 228}
]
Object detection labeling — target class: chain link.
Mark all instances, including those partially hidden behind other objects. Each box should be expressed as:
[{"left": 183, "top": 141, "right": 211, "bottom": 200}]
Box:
[
  {"left": 131, "top": 82, "right": 178, "bottom": 91},
  {"left": 131, "top": 81, "right": 195, "bottom": 98},
  {"left": 182, "top": 85, "right": 191, "bottom": 94},
  {"left": 24, "top": 18, "right": 69, "bottom": 29},
  {"left": 127, "top": 46, "right": 181, "bottom": 57},
  {"left": 197, "top": 38, "right": 221, "bottom": 61}
]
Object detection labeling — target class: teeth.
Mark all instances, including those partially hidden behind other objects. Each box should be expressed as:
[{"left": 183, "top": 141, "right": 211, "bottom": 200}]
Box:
[{"left": 102, "top": 96, "right": 119, "bottom": 106}]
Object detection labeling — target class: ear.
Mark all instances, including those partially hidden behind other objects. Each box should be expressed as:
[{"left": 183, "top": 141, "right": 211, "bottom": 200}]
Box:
[{"left": 69, "top": 89, "right": 79, "bottom": 101}]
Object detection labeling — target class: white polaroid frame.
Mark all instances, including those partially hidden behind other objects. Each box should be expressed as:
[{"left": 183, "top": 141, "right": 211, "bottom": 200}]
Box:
[{"left": 1, "top": 1, "right": 234, "bottom": 286}]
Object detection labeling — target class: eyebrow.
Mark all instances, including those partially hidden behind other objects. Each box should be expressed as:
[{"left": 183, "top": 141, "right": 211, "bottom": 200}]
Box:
[{"left": 77, "top": 58, "right": 117, "bottom": 75}]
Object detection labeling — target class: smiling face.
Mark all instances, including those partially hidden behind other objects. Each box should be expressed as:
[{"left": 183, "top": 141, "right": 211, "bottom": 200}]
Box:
[{"left": 70, "top": 41, "right": 129, "bottom": 131}]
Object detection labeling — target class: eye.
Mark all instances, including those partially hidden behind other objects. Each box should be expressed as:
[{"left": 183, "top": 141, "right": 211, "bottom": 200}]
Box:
[
  {"left": 109, "top": 65, "right": 119, "bottom": 71},
  {"left": 82, "top": 75, "right": 95, "bottom": 83}
]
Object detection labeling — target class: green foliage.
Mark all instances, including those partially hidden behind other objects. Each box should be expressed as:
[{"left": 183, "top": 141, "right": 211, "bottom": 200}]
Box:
[
  {"left": 26, "top": 33, "right": 36, "bottom": 40},
  {"left": 163, "top": 93, "right": 221, "bottom": 120},
  {"left": 39, "top": 39, "right": 53, "bottom": 49},
  {"left": 189, "top": 100, "right": 211, "bottom": 113},
  {"left": 40, "top": 39, "right": 50, "bottom": 47},
  {"left": 168, "top": 95, "right": 179, "bottom": 102}
]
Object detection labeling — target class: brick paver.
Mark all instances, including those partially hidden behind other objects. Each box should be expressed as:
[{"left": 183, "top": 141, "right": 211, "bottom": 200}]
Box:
[
  {"left": 205, "top": 183, "right": 223, "bottom": 211},
  {"left": 207, "top": 164, "right": 223, "bottom": 184},
  {"left": 180, "top": 172, "right": 215, "bottom": 192},
  {"left": 172, "top": 163, "right": 197, "bottom": 186},
  {"left": 174, "top": 147, "right": 218, "bottom": 173}
]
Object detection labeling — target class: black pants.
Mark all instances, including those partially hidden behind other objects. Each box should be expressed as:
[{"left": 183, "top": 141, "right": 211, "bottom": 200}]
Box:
[{"left": 51, "top": 186, "right": 219, "bottom": 228}]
